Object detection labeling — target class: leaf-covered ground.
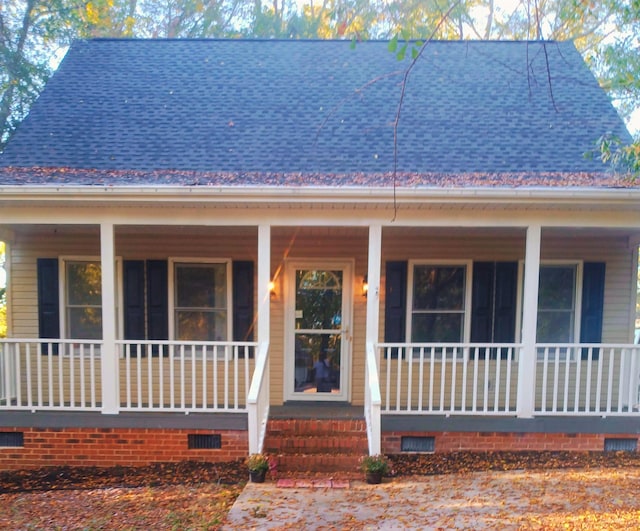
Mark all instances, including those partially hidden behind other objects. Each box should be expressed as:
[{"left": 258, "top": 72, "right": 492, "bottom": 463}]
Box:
[{"left": 1, "top": 452, "right": 639, "bottom": 530}]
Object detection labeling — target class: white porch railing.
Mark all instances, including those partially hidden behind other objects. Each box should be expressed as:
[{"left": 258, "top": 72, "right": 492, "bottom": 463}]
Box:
[
  {"left": 117, "top": 340, "right": 257, "bottom": 412},
  {"left": 247, "top": 342, "right": 270, "bottom": 454},
  {"left": 377, "top": 343, "right": 520, "bottom": 415},
  {"left": 364, "top": 341, "right": 382, "bottom": 454},
  {"left": 0, "top": 339, "right": 102, "bottom": 411},
  {"left": 0, "top": 339, "right": 258, "bottom": 413},
  {"left": 535, "top": 344, "right": 640, "bottom": 415}
]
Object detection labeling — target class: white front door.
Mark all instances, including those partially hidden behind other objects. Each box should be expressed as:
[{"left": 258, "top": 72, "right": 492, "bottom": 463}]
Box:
[{"left": 284, "top": 260, "right": 352, "bottom": 401}]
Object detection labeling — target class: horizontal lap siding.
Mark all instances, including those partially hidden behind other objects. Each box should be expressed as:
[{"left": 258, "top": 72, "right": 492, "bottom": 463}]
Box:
[{"left": 381, "top": 230, "right": 634, "bottom": 344}]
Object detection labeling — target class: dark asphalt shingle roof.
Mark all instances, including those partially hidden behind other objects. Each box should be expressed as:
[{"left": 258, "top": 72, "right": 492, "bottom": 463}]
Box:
[{"left": 0, "top": 39, "right": 632, "bottom": 186}]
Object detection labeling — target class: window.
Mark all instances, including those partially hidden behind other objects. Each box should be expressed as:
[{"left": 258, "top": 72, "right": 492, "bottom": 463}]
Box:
[
  {"left": 65, "top": 260, "right": 103, "bottom": 339},
  {"left": 172, "top": 261, "right": 231, "bottom": 341},
  {"left": 536, "top": 264, "right": 578, "bottom": 343},
  {"left": 408, "top": 263, "right": 468, "bottom": 343}
]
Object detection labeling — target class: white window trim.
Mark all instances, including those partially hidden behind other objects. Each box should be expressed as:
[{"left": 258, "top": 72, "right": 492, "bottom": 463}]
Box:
[
  {"left": 168, "top": 257, "right": 233, "bottom": 343},
  {"left": 406, "top": 260, "right": 473, "bottom": 346},
  {"left": 58, "top": 255, "right": 123, "bottom": 349},
  {"left": 517, "top": 260, "right": 583, "bottom": 360}
]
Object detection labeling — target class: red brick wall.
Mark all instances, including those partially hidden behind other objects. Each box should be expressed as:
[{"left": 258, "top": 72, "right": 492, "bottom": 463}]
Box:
[
  {"left": 382, "top": 431, "right": 639, "bottom": 453},
  {"left": 0, "top": 427, "right": 247, "bottom": 471}
]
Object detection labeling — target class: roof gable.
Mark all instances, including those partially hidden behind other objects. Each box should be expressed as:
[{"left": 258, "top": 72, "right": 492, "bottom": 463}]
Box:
[{"left": 0, "top": 39, "right": 632, "bottom": 182}]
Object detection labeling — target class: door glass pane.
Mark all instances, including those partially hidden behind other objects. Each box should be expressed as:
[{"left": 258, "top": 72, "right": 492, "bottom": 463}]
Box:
[
  {"left": 294, "top": 333, "right": 341, "bottom": 393},
  {"left": 295, "top": 270, "right": 342, "bottom": 330},
  {"left": 293, "top": 268, "right": 343, "bottom": 394}
]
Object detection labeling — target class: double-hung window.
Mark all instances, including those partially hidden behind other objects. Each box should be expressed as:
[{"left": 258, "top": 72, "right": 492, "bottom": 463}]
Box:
[
  {"left": 172, "top": 260, "right": 231, "bottom": 342},
  {"left": 408, "top": 262, "right": 469, "bottom": 343},
  {"left": 536, "top": 264, "right": 578, "bottom": 344},
  {"left": 64, "top": 259, "right": 103, "bottom": 339}
]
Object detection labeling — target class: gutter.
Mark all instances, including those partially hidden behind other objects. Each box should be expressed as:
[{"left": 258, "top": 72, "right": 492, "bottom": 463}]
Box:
[{"left": 1, "top": 185, "right": 640, "bottom": 207}]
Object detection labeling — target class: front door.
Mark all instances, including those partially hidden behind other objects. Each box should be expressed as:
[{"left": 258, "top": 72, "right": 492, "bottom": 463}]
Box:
[{"left": 285, "top": 261, "right": 352, "bottom": 401}]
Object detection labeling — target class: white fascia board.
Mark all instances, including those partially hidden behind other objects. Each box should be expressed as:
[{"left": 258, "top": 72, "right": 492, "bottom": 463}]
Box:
[{"left": 1, "top": 185, "right": 640, "bottom": 207}]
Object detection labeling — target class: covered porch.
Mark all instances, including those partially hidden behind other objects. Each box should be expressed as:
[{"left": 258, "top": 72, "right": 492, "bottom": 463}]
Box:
[{"left": 2, "top": 191, "right": 640, "bottom": 460}]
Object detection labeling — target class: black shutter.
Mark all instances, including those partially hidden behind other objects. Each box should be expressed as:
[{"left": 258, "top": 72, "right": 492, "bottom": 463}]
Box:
[
  {"left": 37, "top": 258, "right": 60, "bottom": 355},
  {"left": 123, "top": 260, "right": 145, "bottom": 357},
  {"left": 471, "top": 262, "right": 517, "bottom": 360},
  {"left": 493, "top": 262, "right": 518, "bottom": 343},
  {"left": 384, "top": 261, "right": 407, "bottom": 358},
  {"left": 580, "top": 262, "right": 605, "bottom": 360},
  {"left": 147, "top": 260, "right": 168, "bottom": 356},
  {"left": 471, "top": 262, "right": 494, "bottom": 344},
  {"left": 233, "top": 262, "right": 255, "bottom": 357}
]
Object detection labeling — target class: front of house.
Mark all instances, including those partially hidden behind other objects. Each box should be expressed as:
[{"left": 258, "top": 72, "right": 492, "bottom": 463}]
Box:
[{"left": 1, "top": 39, "right": 639, "bottom": 470}]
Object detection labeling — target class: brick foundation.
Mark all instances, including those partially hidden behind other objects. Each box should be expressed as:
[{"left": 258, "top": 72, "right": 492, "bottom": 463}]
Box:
[
  {"left": 382, "top": 431, "right": 639, "bottom": 453},
  {"left": 0, "top": 427, "right": 247, "bottom": 471}
]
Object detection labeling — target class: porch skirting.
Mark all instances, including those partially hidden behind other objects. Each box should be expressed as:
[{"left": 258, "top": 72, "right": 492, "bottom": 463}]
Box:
[
  {"left": 0, "top": 412, "right": 248, "bottom": 471},
  {"left": 381, "top": 415, "right": 640, "bottom": 454}
]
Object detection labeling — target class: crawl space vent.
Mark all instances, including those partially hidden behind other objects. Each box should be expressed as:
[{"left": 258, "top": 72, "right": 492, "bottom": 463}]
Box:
[
  {"left": 604, "top": 438, "right": 637, "bottom": 452},
  {"left": 0, "top": 432, "right": 24, "bottom": 447},
  {"left": 401, "top": 436, "right": 435, "bottom": 453},
  {"left": 188, "top": 434, "right": 221, "bottom": 450}
]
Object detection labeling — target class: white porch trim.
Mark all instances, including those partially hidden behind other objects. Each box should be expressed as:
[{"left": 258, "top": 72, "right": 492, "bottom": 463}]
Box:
[
  {"left": 517, "top": 224, "right": 541, "bottom": 418},
  {"left": 100, "top": 222, "right": 119, "bottom": 414}
]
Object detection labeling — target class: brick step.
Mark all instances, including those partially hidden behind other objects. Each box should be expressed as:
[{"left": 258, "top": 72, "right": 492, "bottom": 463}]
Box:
[
  {"left": 266, "top": 418, "right": 366, "bottom": 436},
  {"left": 264, "top": 418, "right": 368, "bottom": 473},
  {"left": 264, "top": 435, "right": 369, "bottom": 454},
  {"left": 270, "top": 452, "right": 362, "bottom": 473}
]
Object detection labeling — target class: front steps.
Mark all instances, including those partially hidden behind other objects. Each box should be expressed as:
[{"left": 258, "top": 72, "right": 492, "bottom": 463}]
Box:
[{"left": 263, "top": 418, "right": 369, "bottom": 474}]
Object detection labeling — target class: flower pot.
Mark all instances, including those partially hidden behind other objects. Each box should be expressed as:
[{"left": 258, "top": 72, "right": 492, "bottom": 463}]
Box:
[
  {"left": 365, "top": 471, "right": 383, "bottom": 484},
  {"left": 249, "top": 469, "right": 267, "bottom": 483}
]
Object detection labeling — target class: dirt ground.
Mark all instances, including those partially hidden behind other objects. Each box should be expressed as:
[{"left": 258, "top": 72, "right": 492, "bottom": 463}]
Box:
[{"left": 0, "top": 452, "right": 639, "bottom": 530}]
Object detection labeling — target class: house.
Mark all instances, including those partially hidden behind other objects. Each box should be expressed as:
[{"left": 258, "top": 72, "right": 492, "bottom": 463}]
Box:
[{"left": 1, "top": 39, "right": 639, "bottom": 471}]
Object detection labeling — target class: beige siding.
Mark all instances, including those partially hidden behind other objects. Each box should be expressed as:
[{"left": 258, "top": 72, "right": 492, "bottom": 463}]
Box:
[{"left": 6, "top": 225, "right": 637, "bottom": 410}]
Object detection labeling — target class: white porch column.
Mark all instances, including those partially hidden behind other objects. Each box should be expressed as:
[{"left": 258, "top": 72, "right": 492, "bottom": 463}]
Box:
[
  {"left": 247, "top": 225, "right": 271, "bottom": 454},
  {"left": 365, "top": 224, "right": 382, "bottom": 455},
  {"left": 366, "top": 225, "right": 382, "bottom": 348},
  {"left": 517, "top": 224, "right": 541, "bottom": 418},
  {"left": 100, "top": 222, "right": 119, "bottom": 414}
]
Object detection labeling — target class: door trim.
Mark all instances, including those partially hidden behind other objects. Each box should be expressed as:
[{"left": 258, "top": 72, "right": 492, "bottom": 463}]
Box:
[{"left": 283, "top": 259, "right": 354, "bottom": 402}]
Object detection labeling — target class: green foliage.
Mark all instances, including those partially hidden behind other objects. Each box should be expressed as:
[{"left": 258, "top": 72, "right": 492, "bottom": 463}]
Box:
[
  {"left": 360, "top": 453, "right": 390, "bottom": 474},
  {"left": 245, "top": 453, "right": 269, "bottom": 472},
  {"left": 588, "top": 133, "right": 640, "bottom": 178}
]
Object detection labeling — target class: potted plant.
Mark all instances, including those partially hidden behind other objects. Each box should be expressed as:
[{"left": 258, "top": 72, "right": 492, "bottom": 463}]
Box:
[
  {"left": 360, "top": 454, "right": 390, "bottom": 484},
  {"left": 246, "top": 453, "right": 270, "bottom": 483}
]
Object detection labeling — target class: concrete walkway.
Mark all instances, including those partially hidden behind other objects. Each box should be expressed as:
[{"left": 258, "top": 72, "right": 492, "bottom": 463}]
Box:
[{"left": 223, "top": 468, "right": 640, "bottom": 530}]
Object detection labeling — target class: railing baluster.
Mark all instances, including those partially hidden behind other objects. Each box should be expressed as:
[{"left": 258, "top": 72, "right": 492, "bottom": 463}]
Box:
[
  {"left": 395, "top": 347, "right": 403, "bottom": 412},
  {"left": 573, "top": 347, "right": 582, "bottom": 413},
  {"left": 26, "top": 343, "right": 33, "bottom": 409},
  {"left": 202, "top": 344, "right": 208, "bottom": 409},
  {"left": 563, "top": 346, "right": 571, "bottom": 412},
  {"left": 460, "top": 347, "right": 468, "bottom": 413},
  {"left": 428, "top": 346, "right": 435, "bottom": 412},
  {"left": 482, "top": 347, "right": 490, "bottom": 413},
  {"left": 584, "top": 348, "right": 593, "bottom": 413},
  {"left": 417, "top": 347, "right": 425, "bottom": 412},
  {"left": 450, "top": 347, "right": 458, "bottom": 413},
  {"left": 385, "top": 347, "right": 391, "bottom": 412},
  {"left": 606, "top": 347, "right": 615, "bottom": 413},
  {"left": 191, "top": 344, "right": 197, "bottom": 409},
  {"left": 471, "top": 347, "right": 479, "bottom": 413},
  {"left": 595, "top": 348, "right": 604, "bottom": 413},
  {"left": 407, "top": 346, "right": 413, "bottom": 412},
  {"left": 213, "top": 344, "right": 219, "bottom": 409},
  {"left": 494, "top": 347, "right": 502, "bottom": 412}
]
